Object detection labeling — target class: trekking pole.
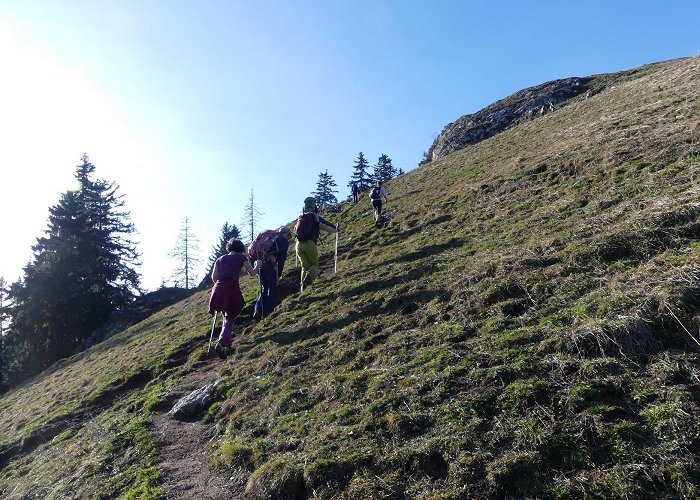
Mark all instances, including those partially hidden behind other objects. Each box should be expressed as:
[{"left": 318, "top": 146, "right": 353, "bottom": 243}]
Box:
[
  {"left": 334, "top": 230, "right": 339, "bottom": 273},
  {"left": 207, "top": 312, "right": 218, "bottom": 353}
]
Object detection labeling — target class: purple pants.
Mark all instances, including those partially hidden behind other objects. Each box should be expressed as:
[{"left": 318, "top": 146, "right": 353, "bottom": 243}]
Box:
[{"left": 217, "top": 314, "right": 237, "bottom": 348}]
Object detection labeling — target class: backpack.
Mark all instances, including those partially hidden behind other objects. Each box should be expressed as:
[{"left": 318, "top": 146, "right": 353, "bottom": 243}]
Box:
[
  {"left": 303, "top": 196, "right": 317, "bottom": 213},
  {"left": 248, "top": 230, "right": 278, "bottom": 261},
  {"left": 294, "top": 213, "right": 317, "bottom": 241},
  {"left": 370, "top": 186, "right": 381, "bottom": 200}
]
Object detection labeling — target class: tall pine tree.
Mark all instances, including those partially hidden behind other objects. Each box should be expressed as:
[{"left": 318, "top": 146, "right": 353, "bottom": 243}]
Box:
[
  {"left": 349, "top": 152, "right": 372, "bottom": 192},
  {"left": 313, "top": 170, "right": 338, "bottom": 211},
  {"left": 169, "top": 217, "right": 201, "bottom": 289},
  {"left": 242, "top": 187, "right": 263, "bottom": 243},
  {"left": 5, "top": 155, "right": 140, "bottom": 383}
]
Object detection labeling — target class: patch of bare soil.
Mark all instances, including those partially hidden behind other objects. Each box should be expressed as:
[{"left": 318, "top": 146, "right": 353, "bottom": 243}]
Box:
[{"left": 150, "top": 355, "right": 245, "bottom": 500}]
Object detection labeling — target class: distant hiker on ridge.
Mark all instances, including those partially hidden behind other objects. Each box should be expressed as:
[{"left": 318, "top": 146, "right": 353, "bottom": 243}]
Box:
[
  {"left": 294, "top": 197, "right": 339, "bottom": 291},
  {"left": 351, "top": 181, "right": 360, "bottom": 204},
  {"left": 252, "top": 226, "right": 293, "bottom": 321},
  {"left": 208, "top": 239, "right": 260, "bottom": 358},
  {"left": 370, "top": 180, "right": 388, "bottom": 225}
]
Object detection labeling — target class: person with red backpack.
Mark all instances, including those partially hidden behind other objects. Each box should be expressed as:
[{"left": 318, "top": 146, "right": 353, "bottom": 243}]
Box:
[
  {"left": 294, "top": 197, "right": 338, "bottom": 290},
  {"left": 252, "top": 226, "right": 293, "bottom": 320},
  {"left": 208, "top": 239, "right": 261, "bottom": 358}
]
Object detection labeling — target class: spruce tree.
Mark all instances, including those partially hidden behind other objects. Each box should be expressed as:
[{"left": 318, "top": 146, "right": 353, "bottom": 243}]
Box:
[
  {"left": 313, "top": 170, "right": 338, "bottom": 211},
  {"left": 349, "top": 152, "right": 372, "bottom": 192},
  {"left": 5, "top": 155, "right": 140, "bottom": 382},
  {"left": 242, "top": 187, "right": 263, "bottom": 243},
  {"left": 169, "top": 217, "right": 201, "bottom": 289},
  {"left": 373, "top": 154, "right": 396, "bottom": 184},
  {"left": 202, "top": 222, "right": 241, "bottom": 285}
]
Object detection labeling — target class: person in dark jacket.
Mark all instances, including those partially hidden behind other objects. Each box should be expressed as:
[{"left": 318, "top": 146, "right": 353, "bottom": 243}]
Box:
[
  {"left": 208, "top": 239, "right": 260, "bottom": 358},
  {"left": 351, "top": 182, "right": 360, "bottom": 203},
  {"left": 253, "top": 226, "right": 292, "bottom": 320}
]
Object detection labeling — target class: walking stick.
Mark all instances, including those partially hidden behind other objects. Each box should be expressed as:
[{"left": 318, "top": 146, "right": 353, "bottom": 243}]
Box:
[
  {"left": 207, "top": 312, "right": 218, "bottom": 353},
  {"left": 334, "top": 230, "right": 339, "bottom": 273}
]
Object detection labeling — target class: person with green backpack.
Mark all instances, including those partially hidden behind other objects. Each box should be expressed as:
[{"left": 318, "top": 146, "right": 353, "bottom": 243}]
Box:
[{"left": 294, "top": 197, "right": 339, "bottom": 290}]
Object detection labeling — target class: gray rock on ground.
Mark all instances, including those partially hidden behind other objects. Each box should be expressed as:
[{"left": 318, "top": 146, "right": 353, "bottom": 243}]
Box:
[{"left": 168, "top": 379, "right": 223, "bottom": 420}]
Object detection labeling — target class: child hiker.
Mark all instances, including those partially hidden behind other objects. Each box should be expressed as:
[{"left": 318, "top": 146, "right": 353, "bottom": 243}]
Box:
[{"left": 208, "top": 238, "right": 260, "bottom": 358}]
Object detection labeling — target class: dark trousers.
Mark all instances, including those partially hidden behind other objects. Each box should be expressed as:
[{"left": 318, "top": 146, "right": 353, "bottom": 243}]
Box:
[
  {"left": 254, "top": 261, "right": 278, "bottom": 317},
  {"left": 372, "top": 199, "right": 382, "bottom": 220},
  {"left": 353, "top": 192, "right": 359, "bottom": 203}
]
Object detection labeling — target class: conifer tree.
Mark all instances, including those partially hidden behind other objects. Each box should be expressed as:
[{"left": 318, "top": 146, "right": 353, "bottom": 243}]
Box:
[
  {"left": 5, "top": 155, "right": 140, "bottom": 383},
  {"left": 373, "top": 154, "right": 397, "bottom": 184},
  {"left": 169, "top": 217, "right": 201, "bottom": 289},
  {"left": 242, "top": 187, "right": 263, "bottom": 243},
  {"left": 313, "top": 170, "right": 338, "bottom": 211},
  {"left": 349, "top": 152, "right": 372, "bottom": 192},
  {"left": 202, "top": 222, "right": 241, "bottom": 285}
]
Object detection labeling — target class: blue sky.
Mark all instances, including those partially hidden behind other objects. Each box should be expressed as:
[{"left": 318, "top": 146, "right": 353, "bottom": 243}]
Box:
[{"left": 1, "top": 1, "right": 698, "bottom": 291}]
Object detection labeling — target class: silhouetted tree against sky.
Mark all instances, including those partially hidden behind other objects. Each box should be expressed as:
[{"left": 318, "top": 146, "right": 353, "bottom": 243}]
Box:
[
  {"left": 169, "top": 216, "right": 201, "bottom": 289},
  {"left": 313, "top": 170, "right": 338, "bottom": 211},
  {"left": 349, "top": 152, "right": 373, "bottom": 192},
  {"left": 4, "top": 155, "right": 140, "bottom": 383},
  {"left": 242, "top": 187, "right": 263, "bottom": 243}
]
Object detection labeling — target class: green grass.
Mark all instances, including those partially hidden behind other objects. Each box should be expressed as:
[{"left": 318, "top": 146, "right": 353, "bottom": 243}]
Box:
[{"left": 1, "top": 56, "right": 700, "bottom": 499}]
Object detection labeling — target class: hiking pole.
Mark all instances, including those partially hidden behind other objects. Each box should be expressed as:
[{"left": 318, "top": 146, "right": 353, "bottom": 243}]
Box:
[
  {"left": 334, "top": 230, "right": 339, "bottom": 273},
  {"left": 207, "top": 312, "right": 218, "bottom": 353}
]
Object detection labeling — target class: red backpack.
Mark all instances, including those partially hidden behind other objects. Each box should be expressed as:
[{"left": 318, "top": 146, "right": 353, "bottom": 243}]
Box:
[
  {"left": 294, "top": 213, "right": 317, "bottom": 241},
  {"left": 248, "top": 230, "right": 278, "bottom": 261}
]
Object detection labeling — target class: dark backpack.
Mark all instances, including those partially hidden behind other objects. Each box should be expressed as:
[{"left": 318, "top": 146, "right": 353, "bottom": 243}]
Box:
[
  {"left": 248, "top": 230, "right": 278, "bottom": 261},
  {"left": 370, "top": 187, "right": 381, "bottom": 200},
  {"left": 294, "top": 213, "right": 317, "bottom": 241}
]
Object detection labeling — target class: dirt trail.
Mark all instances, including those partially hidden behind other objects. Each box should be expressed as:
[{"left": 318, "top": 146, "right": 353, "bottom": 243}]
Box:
[
  {"left": 150, "top": 253, "right": 337, "bottom": 498},
  {"left": 150, "top": 356, "right": 245, "bottom": 500}
]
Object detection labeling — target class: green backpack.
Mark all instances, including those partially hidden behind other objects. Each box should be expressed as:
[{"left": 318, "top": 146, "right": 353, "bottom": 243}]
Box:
[{"left": 303, "top": 196, "right": 317, "bottom": 213}]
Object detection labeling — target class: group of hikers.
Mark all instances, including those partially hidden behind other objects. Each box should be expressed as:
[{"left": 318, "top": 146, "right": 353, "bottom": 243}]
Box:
[{"left": 207, "top": 182, "right": 389, "bottom": 358}]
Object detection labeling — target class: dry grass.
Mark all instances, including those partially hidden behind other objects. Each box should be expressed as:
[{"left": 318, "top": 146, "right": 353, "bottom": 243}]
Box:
[{"left": 2, "top": 56, "right": 700, "bottom": 499}]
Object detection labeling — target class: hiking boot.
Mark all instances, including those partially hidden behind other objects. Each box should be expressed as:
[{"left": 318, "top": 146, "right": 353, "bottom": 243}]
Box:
[{"left": 214, "top": 342, "right": 229, "bottom": 359}]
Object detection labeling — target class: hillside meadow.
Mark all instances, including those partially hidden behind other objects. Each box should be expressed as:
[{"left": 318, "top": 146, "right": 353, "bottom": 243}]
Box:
[{"left": 1, "top": 56, "right": 699, "bottom": 499}]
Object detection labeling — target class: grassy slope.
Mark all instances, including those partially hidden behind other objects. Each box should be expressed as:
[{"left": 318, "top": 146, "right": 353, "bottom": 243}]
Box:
[{"left": 2, "top": 57, "right": 700, "bottom": 499}]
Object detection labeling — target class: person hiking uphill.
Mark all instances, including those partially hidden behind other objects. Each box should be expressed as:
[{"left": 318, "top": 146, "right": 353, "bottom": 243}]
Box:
[
  {"left": 208, "top": 238, "right": 260, "bottom": 358},
  {"left": 351, "top": 181, "right": 360, "bottom": 204},
  {"left": 370, "top": 180, "right": 388, "bottom": 224},
  {"left": 295, "top": 197, "right": 338, "bottom": 290},
  {"left": 253, "top": 226, "right": 292, "bottom": 321}
]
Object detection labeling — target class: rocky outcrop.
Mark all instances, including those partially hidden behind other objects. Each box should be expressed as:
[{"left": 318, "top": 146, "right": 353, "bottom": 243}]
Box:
[{"left": 425, "top": 77, "right": 593, "bottom": 162}]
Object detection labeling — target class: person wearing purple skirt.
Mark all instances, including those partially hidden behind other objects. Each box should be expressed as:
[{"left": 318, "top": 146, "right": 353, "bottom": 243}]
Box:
[{"left": 208, "top": 239, "right": 260, "bottom": 358}]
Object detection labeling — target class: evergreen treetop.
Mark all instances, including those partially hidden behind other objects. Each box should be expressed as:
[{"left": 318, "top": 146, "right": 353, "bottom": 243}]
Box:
[
  {"left": 313, "top": 170, "right": 338, "bottom": 211},
  {"left": 349, "top": 152, "right": 373, "bottom": 192}
]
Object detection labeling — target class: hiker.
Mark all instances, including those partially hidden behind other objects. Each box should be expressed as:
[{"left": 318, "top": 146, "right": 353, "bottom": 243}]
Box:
[
  {"left": 295, "top": 197, "right": 339, "bottom": 290},
  {"left": 253, "top": 226, "right": 293, "bottom": 320},
  {"left": 369, "top": 180, "right": 388, "bottom": 224},
  {"left": 351, "top": 182, "right": 360, "bottom": 203},
  {"left": 208, "top": 238, "right": 260, "bottom": 358}
]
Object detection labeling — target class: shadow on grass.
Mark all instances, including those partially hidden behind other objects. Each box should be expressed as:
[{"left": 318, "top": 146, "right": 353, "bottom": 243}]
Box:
[
  {"left": 260, "top": 288, "right": 448, "bottom": 346},
  {"left": 339, "top": 265, "right": 436, "bottom": 299},
  {"left": 382, "top": 237, "right": 467, "bottom": 266}
]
